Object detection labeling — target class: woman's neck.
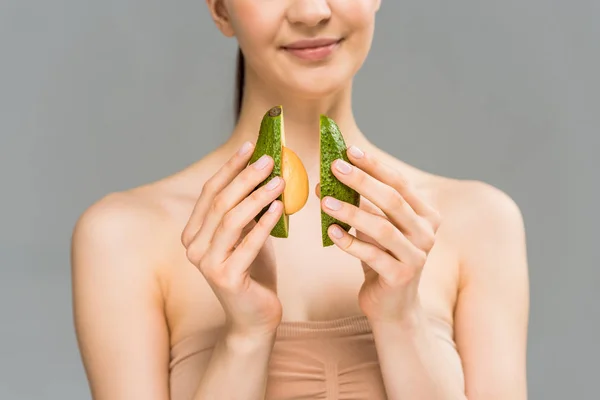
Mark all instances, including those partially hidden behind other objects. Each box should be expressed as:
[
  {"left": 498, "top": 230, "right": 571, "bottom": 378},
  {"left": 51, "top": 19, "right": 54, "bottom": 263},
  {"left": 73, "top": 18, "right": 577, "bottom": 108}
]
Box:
[{"left": 225, "top": 69, "right": 372, "bottom": 177}]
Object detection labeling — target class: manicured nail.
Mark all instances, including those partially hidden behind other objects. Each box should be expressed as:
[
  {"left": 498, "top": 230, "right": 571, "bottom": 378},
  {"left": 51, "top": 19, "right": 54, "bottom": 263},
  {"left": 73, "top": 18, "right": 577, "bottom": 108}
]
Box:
[
  {"left": 266, "top": 176, "right": 280, "bottom": 190},
  {"left": 348, "top": 145, "right": 364, "bottom": 158},
  {"left": 253, "top": 155, "right": 270, "bottom": 169},
  {"left": 335, "top": 159, "right": 352, "bottom": 174},
  {"left": 330, "top": 226, "right": 344, "bottom": 239},
  {"left": 324, "top": 196, "right": 342, "bottom": 210},
  {"left": 268, "top": 201, "right": 279, "bottom": 213},
  {"left": 238, "top": 141, "right": 253, "bottom": 156}
]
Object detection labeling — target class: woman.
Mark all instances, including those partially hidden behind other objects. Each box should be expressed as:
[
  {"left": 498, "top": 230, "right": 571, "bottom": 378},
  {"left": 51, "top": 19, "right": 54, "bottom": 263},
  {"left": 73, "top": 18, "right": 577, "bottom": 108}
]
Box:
[{"left": 71, "top": 1, "right": 529, "bottom": 399}]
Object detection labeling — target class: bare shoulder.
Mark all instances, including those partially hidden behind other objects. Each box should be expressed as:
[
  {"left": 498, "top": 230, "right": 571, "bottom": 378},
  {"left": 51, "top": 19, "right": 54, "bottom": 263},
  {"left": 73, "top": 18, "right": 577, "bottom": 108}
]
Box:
[
  {"left": 70, "top": 187, "right": 179, "bottom": 318},
  {"left": 71, "top": 187, "right": 175, "bottom": 266},
  {"left": 436, "top": 178, "right": 524, "bottom": 233},
  {"left": 430, "top": 177, "right": 528, "bottom": 289},
  {"left": 70, "top": 146, "right": 227, "bottom": 298}
]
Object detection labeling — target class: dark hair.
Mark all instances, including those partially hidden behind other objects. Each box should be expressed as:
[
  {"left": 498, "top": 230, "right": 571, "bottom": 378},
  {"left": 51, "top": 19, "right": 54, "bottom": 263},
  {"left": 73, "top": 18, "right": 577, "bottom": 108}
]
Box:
[{"left": 234, "top": 47, "right": 245, "bottom": 122}]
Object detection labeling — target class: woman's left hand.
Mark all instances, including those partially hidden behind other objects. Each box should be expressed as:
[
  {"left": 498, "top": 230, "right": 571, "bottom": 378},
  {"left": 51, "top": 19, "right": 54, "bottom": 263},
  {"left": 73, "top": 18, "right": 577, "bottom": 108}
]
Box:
[{"left": 320, "top": 145, "right": 442, "bottom": 326}]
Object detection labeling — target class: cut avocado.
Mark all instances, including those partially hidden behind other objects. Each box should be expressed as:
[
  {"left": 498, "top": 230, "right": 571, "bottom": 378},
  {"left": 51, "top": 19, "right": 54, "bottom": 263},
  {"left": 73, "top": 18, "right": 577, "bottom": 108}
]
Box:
[
  {"left": 319, "top": 115, "right": 360, "bottom": 247},
  {"left": 249, "top": 106, "right": 358, "bottom": 246},
  {"left": 248, "top": 105, "right": 309, "bottom": 238}
]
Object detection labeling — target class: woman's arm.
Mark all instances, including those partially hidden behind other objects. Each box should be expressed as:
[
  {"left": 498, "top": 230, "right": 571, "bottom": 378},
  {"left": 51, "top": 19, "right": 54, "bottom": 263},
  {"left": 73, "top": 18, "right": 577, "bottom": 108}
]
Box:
[
  {"left": 71, "top": 196, "right": 171, "bottom": 400},
  {"left": 368, "top": 183, "right": 529, "bottom": 400},
  {"left": 192, "top": 331, "right": 276, "bottom": 400},
  {"left": 370, "top": 309, "right": 467, "bottom": 400},
  {"left": 453, "top": 183, "right": 529, "bottom": 400},
  {"left": 72, "top": 193, "right": 278, "bottom": 400}
]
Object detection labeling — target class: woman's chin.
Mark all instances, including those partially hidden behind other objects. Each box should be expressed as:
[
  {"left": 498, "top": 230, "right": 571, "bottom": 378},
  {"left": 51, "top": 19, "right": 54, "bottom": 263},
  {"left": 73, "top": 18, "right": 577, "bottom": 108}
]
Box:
[{"left": 279, "top": 73, "right": 351, "bottom": 101}]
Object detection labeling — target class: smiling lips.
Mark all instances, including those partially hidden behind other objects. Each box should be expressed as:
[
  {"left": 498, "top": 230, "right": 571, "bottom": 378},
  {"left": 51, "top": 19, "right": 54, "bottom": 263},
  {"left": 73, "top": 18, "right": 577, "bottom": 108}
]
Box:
[{"left": 282, "top": 38, "right": 342, "bottom": 61}]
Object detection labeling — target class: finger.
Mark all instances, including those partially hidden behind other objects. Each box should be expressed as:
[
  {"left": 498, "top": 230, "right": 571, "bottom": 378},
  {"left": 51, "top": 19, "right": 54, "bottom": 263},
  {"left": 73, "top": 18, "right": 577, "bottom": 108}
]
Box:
[
  {"left": 227, "top": 200, "right": 284, "bottom": 276},
  {"left": 326, "top": 224, "right": 409, "bottom": 286},
  {"left": 191, "top": 154, "right": 276, "bottom": 257},
  {"left": 345, "top": 146, "right": 439, "bottom": 220},
  {"left": 314, "top": 182, "right": 321, "bottom": 198},
  {"left": 359, "top": 196, "right": 386, "bottom": 218},
  {"left": 361, "top": 198, "right": 437, "bottom": 254},
  {"left": 181, "top": 141, "right": 256, "bottom": 247},
  {"left": 321, "top": 196, "right": 426, "bottom": 265},
  {"left": 210, "top": 176, "right": 285, "bottom": 259},
  {"left": 330, "top": 157, "right": 424, "bottom": 236}
]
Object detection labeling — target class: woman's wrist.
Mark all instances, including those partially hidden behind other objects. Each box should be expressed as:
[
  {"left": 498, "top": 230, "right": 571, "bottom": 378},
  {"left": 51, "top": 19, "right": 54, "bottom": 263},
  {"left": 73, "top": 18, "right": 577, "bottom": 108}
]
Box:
[
  {"left": 367, "top": 305, "right": 427, "bottom": 338},
  {"left": 223, "top": 328, "right": 278, "bottom": 356}
]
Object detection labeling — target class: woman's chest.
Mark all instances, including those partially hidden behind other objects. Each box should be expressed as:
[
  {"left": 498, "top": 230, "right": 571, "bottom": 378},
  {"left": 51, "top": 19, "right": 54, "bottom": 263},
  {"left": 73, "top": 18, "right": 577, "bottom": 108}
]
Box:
[{"left": 163, "top": 232, "right": 460, "bottom": 349}]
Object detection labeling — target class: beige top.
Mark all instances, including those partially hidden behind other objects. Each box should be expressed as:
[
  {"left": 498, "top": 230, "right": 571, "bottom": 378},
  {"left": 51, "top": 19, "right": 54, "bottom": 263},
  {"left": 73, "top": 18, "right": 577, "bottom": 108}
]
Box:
[{"left": 169, "top": 314, "right": 460, "bottom": 399}]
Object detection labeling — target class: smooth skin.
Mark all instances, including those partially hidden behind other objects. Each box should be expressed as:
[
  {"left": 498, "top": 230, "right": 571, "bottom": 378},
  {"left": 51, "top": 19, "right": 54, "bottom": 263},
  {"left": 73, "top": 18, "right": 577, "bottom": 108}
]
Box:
[{"left": 71, "top": 1, "right": 529, "bottom": 399}]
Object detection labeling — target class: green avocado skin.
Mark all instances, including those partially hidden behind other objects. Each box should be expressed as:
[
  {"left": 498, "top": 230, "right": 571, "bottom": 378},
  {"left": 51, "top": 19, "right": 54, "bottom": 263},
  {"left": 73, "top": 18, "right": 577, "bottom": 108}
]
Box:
[
  {"left": 248, "top": 106, "right": 289, "bottom": 238},
  {"left": 319, "top": 115, "right": 360, "bottom": 247}
]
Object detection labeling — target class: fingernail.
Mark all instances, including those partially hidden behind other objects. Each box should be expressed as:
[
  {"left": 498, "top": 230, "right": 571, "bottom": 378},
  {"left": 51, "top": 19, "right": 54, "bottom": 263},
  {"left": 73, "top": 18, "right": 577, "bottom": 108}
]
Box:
[
  {"left": 253, "top": 154, "right": 270, "bottom": 169},
  {"left": 324, "top": 196, "right": 342, "bottom": 210},
  {"left": 348, "top": 145, "right": 364, "bottom": 158},
  {"left": 238, "top": 141, "right": 253, "bottom": 156},
  {"left": 331, "top": 226, "right": 344, "bottom": 239},
  {"left": 266, "top": 176, "right": 280, "bottom": 190},
  {"left": 268, "top": 201, "right": 279, "bottom": 213},
  {"left": 335, "top": 159, "right": 352, "bottom": 174}
]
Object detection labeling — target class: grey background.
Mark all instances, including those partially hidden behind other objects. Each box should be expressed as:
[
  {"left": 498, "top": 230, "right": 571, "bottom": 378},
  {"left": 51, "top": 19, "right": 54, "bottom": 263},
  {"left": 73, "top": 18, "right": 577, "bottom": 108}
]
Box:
[{"left": 0, "top": 1, "right": 597, "bottom": 399}]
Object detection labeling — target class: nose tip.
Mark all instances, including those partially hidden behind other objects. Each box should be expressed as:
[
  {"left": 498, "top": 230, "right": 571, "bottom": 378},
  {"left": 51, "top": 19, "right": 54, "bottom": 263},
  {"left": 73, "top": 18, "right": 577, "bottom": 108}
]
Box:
[{"left": 287, "top": 0, "right": 332, "bottom": 27}]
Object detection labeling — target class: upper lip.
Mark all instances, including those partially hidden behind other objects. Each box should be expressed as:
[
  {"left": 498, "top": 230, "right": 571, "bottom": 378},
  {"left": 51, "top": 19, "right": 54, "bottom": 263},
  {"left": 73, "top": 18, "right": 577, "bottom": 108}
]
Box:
[{"left": 283, "top": 37, "right": 341, "bottom": 49}]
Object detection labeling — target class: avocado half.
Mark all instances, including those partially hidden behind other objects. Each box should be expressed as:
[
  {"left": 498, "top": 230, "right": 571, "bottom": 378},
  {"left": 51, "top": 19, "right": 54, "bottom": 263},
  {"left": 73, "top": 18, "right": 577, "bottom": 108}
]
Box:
[
  {"left": 249, "top": 105, "right": 359, "bottom": 246},
  {"left": 248, "top": 105, "right": 309, "bottom": 238},
  {"left": 319, "top": 115, "right": 361, "bottom": 246}
]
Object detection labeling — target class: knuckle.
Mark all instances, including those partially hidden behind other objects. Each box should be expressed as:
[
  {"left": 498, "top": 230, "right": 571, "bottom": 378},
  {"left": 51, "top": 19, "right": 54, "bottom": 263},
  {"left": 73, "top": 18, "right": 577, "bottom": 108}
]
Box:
[
  {"left": 180, "top": 228, "right": 194, "bottom": 248},
  {"left": 412, "top": 249, "right": 428, "bottom": 267},
  {"left": 223, "top": 154, "right": 241, "bottom": 173},
  {"left": 202, "top": 178, "right": 218, "bottom": 194},
  {"left": 339, "top": 232, "right": 355, "bottom": 251},
  {"left": 383, "top": 189, "right": 404, "bottom": 209},
  {"left": 238, "top": 169, "right": 254, "bottom": 186},
  {"left": 249, "top": 187, "right": 265, "bottom": 203},
  {"left": 416, "top": 221, "right": 436, "bottom": 250},
  {"left": 392, "top": 172, "right": 410, "bottom": 190},
  {"left": 387, "top": 269, "right": 405, "bottom": 286},
  {"left": 377, "top": 218, "right": 396, "bottom": 238},
  {"left": 211, "top": 194, "right": 229, "bottom": 214},
  {"left": 185, "top": 245, "right": 203, "bottom": 265},
  {"left": 354, "top": 169, "right": 367, "bottom": 186},
  {"left": 345, "top": 203, "right": 359, "bottom": 220},
  {"left": 429, "top": 210, "right": 442, "bottom": 231},
  {"left": 422, "top": 234, "right": 436, "bottom": 252},
  {"left": 198, "top": 256, "right": 219, "bottom": 279},
  {"left": 214, "top": 270, "right": 242, "bottom": 292},
  {"left": 221, "top": 212, "right": 238, "bottom": 231},
  {"left": 363, "top": 246, "right": 380, "bottom": 264}
]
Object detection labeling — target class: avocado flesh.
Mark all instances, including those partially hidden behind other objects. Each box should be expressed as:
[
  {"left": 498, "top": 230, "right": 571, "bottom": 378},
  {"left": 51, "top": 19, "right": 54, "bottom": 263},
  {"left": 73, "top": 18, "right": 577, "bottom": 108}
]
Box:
[
  {"left": 319, "top": 115, "right": 360, "bottom": 247},
  {"left": 248, "top": 105, "right": 289, "bottom": 238}
]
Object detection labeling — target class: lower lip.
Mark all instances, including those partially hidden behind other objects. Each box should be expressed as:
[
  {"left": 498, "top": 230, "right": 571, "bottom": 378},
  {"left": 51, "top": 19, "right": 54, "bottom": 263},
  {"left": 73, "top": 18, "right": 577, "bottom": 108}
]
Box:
[{"left": 283, "top": 41, "right": 341, "bottom": 61}]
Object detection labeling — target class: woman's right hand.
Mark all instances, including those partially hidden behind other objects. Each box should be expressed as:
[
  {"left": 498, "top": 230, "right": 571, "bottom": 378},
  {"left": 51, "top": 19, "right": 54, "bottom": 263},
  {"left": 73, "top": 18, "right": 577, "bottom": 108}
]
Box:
[{"left": 181, "top": 141, "right": 286, "bottom": 338}]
